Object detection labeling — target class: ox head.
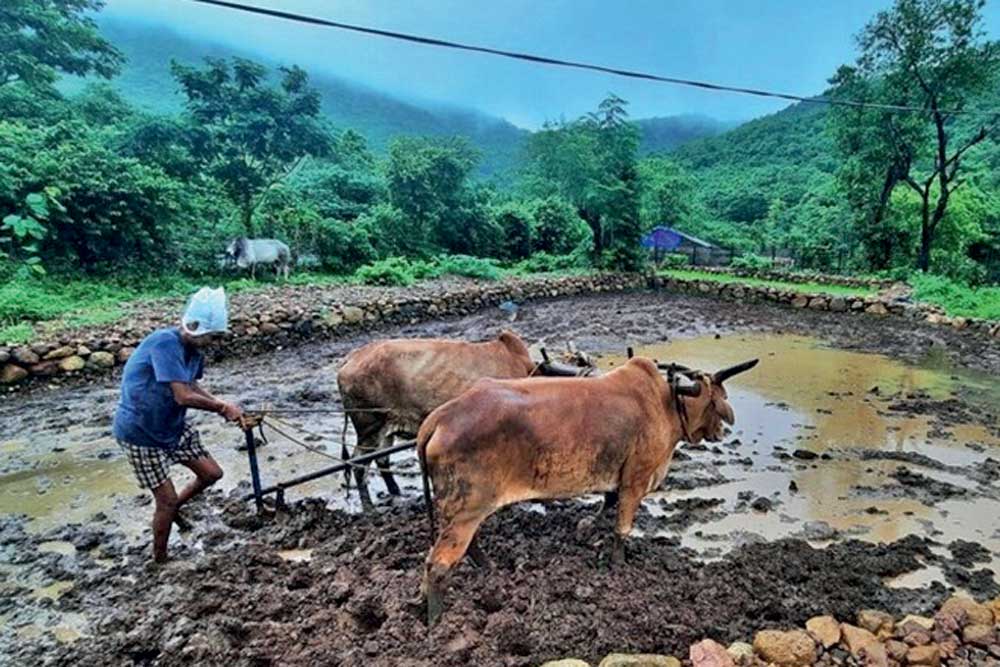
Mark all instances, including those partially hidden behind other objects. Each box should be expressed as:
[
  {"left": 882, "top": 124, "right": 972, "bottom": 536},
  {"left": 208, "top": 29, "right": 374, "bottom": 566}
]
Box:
[
  {"left": 658, "top": 358, "right": 759, "bottom": 443},
  {"left": 224, "top": 238, "right": 248, "bottom": 268}
]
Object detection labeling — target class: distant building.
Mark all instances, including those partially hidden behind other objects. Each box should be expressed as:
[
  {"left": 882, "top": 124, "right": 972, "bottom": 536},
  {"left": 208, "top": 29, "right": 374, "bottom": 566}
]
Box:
[{"left": 642, "top": 226, "right": 730, "bottom": 266}]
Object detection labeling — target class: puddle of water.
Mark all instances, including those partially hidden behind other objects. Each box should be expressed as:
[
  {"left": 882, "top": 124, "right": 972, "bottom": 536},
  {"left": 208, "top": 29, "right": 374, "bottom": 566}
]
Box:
[
  {"left": 277, "top": 548, "right": 314, "bottom": 563},
  {"left": 600, "top": 333, "right": 1000, "bottom": 590},
  {"left": 37, "top": 541, "right": 77, "bottom": 557},
  {"left": 31, "top": 581, "right": 74, "bottom": 601}
]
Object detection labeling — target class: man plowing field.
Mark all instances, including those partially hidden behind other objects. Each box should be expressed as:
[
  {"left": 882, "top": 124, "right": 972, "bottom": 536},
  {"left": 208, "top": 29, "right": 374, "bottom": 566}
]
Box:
[{"left": 112, "top": 288, "right": 244, "bottom": 563}]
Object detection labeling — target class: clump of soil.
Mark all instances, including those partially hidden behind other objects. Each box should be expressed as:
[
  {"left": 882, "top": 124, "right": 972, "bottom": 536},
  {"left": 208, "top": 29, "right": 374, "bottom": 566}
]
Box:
[{"left": 8, "top": 496, "right": 950, "bottom": 667}]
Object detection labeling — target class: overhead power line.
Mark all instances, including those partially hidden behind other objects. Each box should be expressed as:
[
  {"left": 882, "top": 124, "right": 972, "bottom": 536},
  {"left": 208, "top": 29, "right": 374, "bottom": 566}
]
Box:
[{"left": 188, "top": 0, "right": 997, "bottom": 118}]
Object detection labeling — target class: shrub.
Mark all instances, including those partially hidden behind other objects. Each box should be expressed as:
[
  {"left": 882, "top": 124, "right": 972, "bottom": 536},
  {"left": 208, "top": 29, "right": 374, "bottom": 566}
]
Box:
[
  {"left": 433, "top": 254, "right": 501, "bottom": 281},
  {"left": 315, "top": 218, "right": 377, "bottom": 274},
  {"left": 511, "top": 252, "right": 585, "bottom": 275},
  {"left": 910, "top": 273, "right": 1000, "bottom": 320},
  {"left": 730, "top": 253, "right": 772, "bottom": 271},
  {"left": 353, "top": 257, "right": 418, "bottom": 286}
]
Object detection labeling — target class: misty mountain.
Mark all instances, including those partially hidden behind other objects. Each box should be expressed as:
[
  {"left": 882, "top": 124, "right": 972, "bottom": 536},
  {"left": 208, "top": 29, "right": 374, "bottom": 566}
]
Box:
[
  {"left": 62, "top": 17, "right": 529, "bottom": 177},
  {"left": 62, "top": 16, "right": 731, "bottom": 180},
  {"left": 636, "top": 115, "right": 736, "bottom": 154}
]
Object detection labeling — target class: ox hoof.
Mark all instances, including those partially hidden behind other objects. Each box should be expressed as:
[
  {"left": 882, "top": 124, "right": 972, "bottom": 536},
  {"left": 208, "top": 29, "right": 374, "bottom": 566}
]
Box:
[{"left": 425, "top": 591, "right": 445, "bottom": 626}]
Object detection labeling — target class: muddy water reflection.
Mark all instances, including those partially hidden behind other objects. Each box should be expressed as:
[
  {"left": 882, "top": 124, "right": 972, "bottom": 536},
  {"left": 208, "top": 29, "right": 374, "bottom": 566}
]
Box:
[{"left": 600, "top": 333, "right": 1000, "bottom": 589}]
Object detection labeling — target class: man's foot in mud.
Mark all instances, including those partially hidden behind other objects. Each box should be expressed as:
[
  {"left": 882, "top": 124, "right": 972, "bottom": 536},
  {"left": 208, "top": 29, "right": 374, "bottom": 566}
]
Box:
[{"left": 173, "top": 511, "right": 193, "bottom": 533}]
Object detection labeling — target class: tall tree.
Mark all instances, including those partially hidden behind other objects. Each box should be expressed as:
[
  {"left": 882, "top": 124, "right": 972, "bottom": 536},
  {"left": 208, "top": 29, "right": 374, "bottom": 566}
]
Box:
[
  {"left": 385, "top": 135, "right": 479, "bottom": 254},
  {"left": 524, "top": 94, "right": 642, "bottom": 270},
  {"left": 171, "top": 57, "right": 332, "bottom": 233},
  {"left": 0, "top": 0, "right": 123, "bottom": 89},
  {"left": 830, "top": 0, "right": 999, "bottom": 271}
]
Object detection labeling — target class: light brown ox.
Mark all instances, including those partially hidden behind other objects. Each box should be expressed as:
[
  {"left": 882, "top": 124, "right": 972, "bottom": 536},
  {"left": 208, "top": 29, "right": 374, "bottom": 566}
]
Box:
[
  {"left": 336, "top": 331, "right": 592, "bottom": 508},
  {"left": 415, "top": 355, "right": 758, "bottom": 623}
]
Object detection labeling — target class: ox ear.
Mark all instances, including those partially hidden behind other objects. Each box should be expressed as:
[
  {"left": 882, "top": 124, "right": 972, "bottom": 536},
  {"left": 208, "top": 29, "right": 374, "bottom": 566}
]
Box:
[
  {"left": 712, "top": 358, "right": 759, "bottom": 385},
  {"left": 714, "top": 393, "right": 735, "bottom": 425}
]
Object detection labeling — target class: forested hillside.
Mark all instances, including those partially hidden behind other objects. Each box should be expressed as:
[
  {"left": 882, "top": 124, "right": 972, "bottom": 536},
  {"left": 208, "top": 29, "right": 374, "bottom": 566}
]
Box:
[
  {"left": 60, "top": 17, "right": 530, "bottom": 178},
  {"left": 62, "top": 18, "right": 730, "bottom": 180}
]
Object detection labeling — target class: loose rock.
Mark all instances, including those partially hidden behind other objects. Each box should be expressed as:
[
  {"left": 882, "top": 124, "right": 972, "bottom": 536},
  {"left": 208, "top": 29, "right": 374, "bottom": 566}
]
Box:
[{"left": 753, "top": 630, "right": 816, "bottom": 667}]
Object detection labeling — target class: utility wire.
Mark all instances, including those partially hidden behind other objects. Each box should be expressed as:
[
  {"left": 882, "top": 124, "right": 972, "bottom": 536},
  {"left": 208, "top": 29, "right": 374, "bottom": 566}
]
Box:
[{"left": 188, "top": 0, "right": 997, "bottom": 118}]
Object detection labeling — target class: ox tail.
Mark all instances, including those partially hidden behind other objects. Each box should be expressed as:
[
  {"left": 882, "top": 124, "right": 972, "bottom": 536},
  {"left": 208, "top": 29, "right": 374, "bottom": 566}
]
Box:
[{"left": 416, "top": 422, "right": 437, "bottom": 542}]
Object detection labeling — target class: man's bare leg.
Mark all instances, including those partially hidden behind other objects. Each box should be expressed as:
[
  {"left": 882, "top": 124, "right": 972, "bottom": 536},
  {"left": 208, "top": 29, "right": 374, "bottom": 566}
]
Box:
[
  {"left": 151, "top": 480, "right": 179, "bottom": 563},
  {"left": 177, "top": 456, "right": 223, "bottom": 506}
]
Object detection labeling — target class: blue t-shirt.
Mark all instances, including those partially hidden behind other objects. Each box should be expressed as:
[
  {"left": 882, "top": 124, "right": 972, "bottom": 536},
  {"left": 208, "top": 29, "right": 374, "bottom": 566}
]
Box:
[{"left": 113, "top": 328, "right": 204, "bottom": 449}]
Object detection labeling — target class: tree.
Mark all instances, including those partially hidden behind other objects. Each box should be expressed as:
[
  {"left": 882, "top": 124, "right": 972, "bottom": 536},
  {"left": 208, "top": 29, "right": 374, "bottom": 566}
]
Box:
[
  {"left": 524, "top": 94, "right": 643, "bottom": 270},
  {"left": 830, "top": 0, "right": 1000, "bottom": 271},
  {"left": 0, "top": 0, "right": 123, "bottom": 89},
  {"left": 171, "top": 57, "right": 333, "bottom": 233},
  {"left": 385, "top": 136, "right": 479, "bottom": 254}
]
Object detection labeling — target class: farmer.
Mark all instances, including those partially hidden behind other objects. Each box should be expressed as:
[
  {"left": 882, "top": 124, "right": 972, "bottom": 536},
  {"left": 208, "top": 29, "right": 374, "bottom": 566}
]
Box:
[{"left": 113, "top": 287, "right": 243, "bottom": 563}]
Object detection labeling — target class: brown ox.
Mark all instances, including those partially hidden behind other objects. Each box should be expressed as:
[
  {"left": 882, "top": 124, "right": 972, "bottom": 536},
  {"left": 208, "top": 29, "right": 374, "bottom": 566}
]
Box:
[
  {"left": 415, "top": 356, "right": 758, "bottom": 623},
  {"left": 337, "top": 331, "right": 591, "bottom": 508}
]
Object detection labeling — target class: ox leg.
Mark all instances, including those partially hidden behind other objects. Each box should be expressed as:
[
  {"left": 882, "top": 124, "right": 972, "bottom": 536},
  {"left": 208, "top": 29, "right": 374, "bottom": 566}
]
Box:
[
  {"left": 351, "top": 421, "right": 383, "bottom": 511},
  {"left": 422, "top": 516, "right": 484, "bottom": 625},
  {"left": 376, "top": 453, "right": 401, "bottom": 497},
  {"left": 611, "top": 482, "right": 647, "bottom": 565},
  {"left": 375, "top": 432, "right": 401, "bottom": 497},
  {"left": 601, "top": 490, "right": 619, "bottom": 514}
]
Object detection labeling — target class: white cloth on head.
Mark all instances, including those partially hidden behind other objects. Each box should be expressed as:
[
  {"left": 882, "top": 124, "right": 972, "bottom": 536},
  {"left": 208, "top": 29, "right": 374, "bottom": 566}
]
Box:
[{"left": 181, "top": 287, "right": 228, "bottom": 336}]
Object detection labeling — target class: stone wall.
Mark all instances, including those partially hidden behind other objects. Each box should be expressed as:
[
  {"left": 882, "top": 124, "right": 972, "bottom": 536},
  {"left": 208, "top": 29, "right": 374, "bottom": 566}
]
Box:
[
  {"left": 0, "top": 273, "right": 646, "bottom": 387},
  {"left": 652, "top": 273, "right": 1000, "bottom": 337},
  {"left": 2, "top": 270, "right": 997, "bottom": 389},
  {"left": 690, "top": 266, "right": 896, "bottom": 289}
]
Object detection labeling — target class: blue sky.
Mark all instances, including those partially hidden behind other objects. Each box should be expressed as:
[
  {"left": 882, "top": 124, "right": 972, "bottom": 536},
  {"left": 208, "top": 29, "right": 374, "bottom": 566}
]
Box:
[{"left": 102, "top": 0, "right": 1000, "bottom": 128}]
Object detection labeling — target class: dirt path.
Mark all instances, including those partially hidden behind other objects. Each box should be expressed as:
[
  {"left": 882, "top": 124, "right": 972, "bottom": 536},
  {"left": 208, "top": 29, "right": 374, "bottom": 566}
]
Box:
[{"left": 2, "top": 289, "right": 999, "bottom": 665}]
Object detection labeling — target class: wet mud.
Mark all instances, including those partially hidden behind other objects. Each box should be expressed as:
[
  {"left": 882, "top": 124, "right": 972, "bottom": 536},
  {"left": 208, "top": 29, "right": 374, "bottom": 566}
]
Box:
[
  {"left": 4, "top": 496, "right": 951, "bottom": 667},
  {"left": 2, "top": 289, "right": 999, "bottom": 664}
]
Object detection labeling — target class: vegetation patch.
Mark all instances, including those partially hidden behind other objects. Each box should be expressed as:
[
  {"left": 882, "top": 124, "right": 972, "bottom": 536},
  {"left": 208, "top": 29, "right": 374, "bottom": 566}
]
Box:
[
  {"left": 660, "top": 269, "right": 877, "bottom": 298},
  {"left": 910, "top": 274, "right": 1000, "bottom": 321}
]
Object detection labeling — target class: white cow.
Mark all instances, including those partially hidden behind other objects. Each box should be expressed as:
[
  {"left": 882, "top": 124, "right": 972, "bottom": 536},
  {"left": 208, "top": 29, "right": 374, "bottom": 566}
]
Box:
[{"left": 225, "top": 238, "right": 292, "bottom": 279}]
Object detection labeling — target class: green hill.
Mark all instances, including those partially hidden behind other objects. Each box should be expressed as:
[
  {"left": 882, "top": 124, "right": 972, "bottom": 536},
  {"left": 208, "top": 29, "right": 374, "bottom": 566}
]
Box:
[
  {"left": 636, "top": 114, "right": 735, "bottom": 154},
  {"left": 62, "top": 17, "right": 731, "bottom": 181},
  {"left": 61, "top": 17, "right": 529, "bottom": 178}
]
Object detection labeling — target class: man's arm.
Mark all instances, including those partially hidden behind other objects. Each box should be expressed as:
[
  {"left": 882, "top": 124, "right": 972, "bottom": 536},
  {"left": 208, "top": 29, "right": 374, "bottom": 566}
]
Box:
[{"left": 170, "top": 382, "right": 242, "bottom": 421}]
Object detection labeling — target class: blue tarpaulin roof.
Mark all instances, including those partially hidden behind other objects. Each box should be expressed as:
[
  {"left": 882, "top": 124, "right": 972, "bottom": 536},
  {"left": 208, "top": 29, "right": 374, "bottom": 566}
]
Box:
[{"left": 642, "top": 226, "right": 716, "bottom": 251}]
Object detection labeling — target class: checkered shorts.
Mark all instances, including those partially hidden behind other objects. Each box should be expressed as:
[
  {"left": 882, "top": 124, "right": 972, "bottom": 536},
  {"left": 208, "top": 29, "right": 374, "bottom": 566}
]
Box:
[{"left": 117, "top": 423, "right": 209, "bottom": 490}]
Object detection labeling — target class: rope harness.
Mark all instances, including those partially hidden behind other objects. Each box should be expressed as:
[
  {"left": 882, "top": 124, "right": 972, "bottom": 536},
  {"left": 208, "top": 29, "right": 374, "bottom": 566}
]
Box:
[
  {"left": 669, "top": 371, "right": 695, "bottom": 443},
  {"left": 239, "top": 409, "right": 424, "bottom": 477}
]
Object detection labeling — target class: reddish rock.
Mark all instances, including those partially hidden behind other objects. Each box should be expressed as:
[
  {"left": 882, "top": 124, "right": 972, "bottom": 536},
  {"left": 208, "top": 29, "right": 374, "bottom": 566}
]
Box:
[
  {"left": 906, "top": 644, "right": 941, "bottom": 667},
  {"left": 963, "top": 624, "right": 996, "bottom": 647},
  {"left": 940, "top": 596, "right": 993, "bottom": 627},
  {"left": 690, "top": 639, "right": 734, "bottom": 667},
  {"left": 117, "top": 347, "right": 135, "bottom": 364},
  {"left": 806, "top": 616, "right": 841, "bottom": 648},
  {"left": 753, "top": 630, "right": 816, "bottom": 667}
]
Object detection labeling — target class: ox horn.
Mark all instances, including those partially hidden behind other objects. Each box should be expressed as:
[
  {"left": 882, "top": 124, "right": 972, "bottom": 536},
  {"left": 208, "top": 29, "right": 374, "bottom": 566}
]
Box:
[
  {"left": 626, "top": 346, "right": 634, "bottom": 359},
  {"left": 540, "top": 347, "right": 552, "bottom": 364},
  {"left": 674, "top": 373, "right": 702, "bottom": 397},
  {"left": 712, "top": 358, "right": 760, "bottom": 385}
]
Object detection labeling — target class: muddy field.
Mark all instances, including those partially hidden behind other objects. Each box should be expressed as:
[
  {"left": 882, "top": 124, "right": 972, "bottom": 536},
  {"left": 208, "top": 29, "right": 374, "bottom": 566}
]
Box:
[{"left": 2, "top": 289, "right": 999, "bottom": 665}]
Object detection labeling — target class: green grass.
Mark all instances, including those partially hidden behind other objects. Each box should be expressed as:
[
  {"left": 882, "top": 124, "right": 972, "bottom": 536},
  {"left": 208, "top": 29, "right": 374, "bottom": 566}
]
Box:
[
  {"left": 910, "top": 274, "right": 1000, "bottom": 320},
  {"left": 660, "top": 268, "right": 877, "bottom": 298}
]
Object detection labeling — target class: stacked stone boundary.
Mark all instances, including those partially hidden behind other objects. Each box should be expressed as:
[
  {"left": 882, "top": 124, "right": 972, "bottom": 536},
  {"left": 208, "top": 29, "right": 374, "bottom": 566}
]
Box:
[
  {"left": 2, "top": 271, "right": 997, "bottom": 388},
  {"left": 688, "top": 266, "right": 897, "bottom": 289}
]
